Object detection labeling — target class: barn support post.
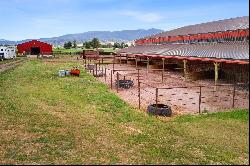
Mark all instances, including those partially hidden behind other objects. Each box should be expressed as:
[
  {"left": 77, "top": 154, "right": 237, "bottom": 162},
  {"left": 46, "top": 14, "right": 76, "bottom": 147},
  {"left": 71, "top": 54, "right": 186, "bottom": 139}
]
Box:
[
  {"left": 162, "top": 58, "right": 165, "bottom": 83},
  {"left": 126, "top": 54, "right": 128, "bottom": 64},
  {"left": 147, "top": 57, "right": 150, "bottom": 74},
  {"left": 214, "top": 62, "right": 220, "bottom": 87},
  {"left": 135, "top": 56, "right": 138, "bottom": 68},
  {"left": 183, "top": 60, "right": 188, "bottom": 81},
  {"left": 119, "top": 54, "right": 122, "bottom": 65}
]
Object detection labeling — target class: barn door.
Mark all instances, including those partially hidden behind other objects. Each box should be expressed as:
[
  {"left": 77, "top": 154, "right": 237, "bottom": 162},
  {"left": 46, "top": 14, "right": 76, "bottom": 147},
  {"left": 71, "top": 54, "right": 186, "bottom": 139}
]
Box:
[{"left": 31, "top": 47, "right": 40, "bottom": 55}]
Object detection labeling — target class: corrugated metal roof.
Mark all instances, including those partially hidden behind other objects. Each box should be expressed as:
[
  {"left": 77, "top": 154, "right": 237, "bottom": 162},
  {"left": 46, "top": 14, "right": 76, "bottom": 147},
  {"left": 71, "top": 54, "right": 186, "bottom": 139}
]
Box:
[
  {"left": 144, "top": 16, "right": 249, "bottom": 39},
  {"left": 118, "top": 41, "right": 249, "bottom": 60}
]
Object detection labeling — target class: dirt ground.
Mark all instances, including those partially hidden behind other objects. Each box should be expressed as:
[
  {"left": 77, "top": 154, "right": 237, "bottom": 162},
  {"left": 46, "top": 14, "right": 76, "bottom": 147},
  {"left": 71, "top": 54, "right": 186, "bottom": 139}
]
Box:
[
  {"left": 0, "top": 60, "right": 24, "bottom": 73},
  {"left": 85, "top": 61, "right": 249, "bottom": 115}
]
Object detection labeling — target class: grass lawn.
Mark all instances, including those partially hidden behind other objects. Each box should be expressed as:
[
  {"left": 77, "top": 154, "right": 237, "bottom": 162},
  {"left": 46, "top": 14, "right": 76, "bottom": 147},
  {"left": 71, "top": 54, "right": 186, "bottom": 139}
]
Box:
[
  {"left": 98, "top": 48, "right": 117, "bottom": 53},
  {"left": 53, "top": 48, "right": 83, "bottom": 54},
  {"left": 0, "top": 58, "right": 249, "bottom": 165},
  {"left": 53, "top": 48, "right": 116, "bottom": 54}
]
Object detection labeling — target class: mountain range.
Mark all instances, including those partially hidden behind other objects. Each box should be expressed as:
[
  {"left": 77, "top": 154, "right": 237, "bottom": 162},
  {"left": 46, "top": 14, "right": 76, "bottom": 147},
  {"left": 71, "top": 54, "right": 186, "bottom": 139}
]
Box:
[{"left": 0, "top": 28, "right": 163, "bottom": 46}]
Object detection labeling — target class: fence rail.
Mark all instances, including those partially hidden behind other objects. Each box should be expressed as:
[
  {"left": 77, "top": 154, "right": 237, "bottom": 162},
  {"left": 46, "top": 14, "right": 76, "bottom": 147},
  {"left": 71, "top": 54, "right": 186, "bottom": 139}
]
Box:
[{"left": 83, "top": 57, "right": 249, "bottom": 115}]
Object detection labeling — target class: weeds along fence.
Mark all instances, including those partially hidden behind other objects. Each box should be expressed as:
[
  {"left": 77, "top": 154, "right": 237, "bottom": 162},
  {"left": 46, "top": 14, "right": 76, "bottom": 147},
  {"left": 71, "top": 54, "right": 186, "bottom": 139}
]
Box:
[{"left": 83, "top": 57, "right": 249, "bottom": 114}]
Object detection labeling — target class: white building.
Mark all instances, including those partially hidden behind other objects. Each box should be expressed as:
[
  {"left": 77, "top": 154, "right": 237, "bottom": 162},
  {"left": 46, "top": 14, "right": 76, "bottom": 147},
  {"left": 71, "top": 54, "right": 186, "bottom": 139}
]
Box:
[{"left": 0, "top": 46, "right": 16, "bottom": 61}]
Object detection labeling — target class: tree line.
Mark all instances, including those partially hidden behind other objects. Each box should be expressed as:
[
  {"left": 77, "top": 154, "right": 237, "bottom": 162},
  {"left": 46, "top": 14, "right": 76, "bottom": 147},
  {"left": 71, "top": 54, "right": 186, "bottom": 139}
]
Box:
[{"left": 63, "top": 38, "right": 130, "bottom": 49}]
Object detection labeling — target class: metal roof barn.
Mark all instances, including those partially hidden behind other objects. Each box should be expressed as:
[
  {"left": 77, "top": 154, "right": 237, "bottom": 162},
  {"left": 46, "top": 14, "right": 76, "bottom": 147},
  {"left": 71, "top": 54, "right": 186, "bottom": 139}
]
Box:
[{"left": 17, "top": 40, "right": 52, "bottom": 55}]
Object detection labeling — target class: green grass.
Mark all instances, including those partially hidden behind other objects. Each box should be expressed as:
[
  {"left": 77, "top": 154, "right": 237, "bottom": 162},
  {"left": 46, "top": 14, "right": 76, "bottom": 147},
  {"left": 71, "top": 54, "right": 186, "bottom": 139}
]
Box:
[
  {"left": 53, "top": 48, "right": 116, "bottom": 54},
  {"left": 98, "top": 48, "right": 117, "bottom": 53},
  {"left": 53, "top": 48, "right": 83, "bottom": 54},
  {"left": 0, "top": 59, "right": 248, "bottom": 165}
]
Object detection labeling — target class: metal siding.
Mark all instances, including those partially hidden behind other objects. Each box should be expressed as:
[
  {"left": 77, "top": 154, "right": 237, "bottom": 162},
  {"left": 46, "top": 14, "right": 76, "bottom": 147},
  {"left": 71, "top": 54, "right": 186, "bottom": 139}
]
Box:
[{"left": 17, "top": 40, "right": 52, "bottom": 54}]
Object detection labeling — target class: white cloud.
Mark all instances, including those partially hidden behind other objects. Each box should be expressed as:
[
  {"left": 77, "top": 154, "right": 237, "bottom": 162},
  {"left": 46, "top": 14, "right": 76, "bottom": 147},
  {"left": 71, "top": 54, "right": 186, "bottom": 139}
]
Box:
[{"left": 119, "top": 11, "right": 162, "bottom": 23}]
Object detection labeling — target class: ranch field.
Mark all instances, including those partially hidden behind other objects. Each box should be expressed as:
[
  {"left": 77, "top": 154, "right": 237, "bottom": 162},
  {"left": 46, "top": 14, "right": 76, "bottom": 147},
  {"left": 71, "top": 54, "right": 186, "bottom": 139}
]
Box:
[
  {"left": 53, "top": 48, "right": 116, "bottom": 54},
  {"left": 0, "top": 57, "right": 249, "bottom": 165}
]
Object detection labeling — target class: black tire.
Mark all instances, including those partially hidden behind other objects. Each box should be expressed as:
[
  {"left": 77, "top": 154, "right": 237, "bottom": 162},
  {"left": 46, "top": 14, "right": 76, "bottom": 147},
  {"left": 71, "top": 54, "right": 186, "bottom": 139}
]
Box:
[
  {"left": 94, "top": 72, "right": 105, "bottom": 77},
  {"left": 147, "top": 104, "right": 172, "bottom": 117},
  {"left": 116, "top": 80, "right": 134, "bottom": 89},
  {"left": 86, "top": 64, "right": 95, "bottom": 70}
]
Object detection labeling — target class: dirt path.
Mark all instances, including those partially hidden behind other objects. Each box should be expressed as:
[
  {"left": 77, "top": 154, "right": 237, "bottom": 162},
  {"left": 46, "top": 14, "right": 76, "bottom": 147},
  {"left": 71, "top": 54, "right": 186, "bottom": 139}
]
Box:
[{"left": 0, "top": 60, "right": 25, "bottom": 73}]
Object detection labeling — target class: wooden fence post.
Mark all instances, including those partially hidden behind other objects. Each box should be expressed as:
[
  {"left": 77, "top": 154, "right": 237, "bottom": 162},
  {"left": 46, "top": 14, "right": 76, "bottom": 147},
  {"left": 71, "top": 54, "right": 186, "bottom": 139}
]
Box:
[
  {"left": 113, "top": 54, "right": 115, "bottom": 74},
  {"left": 155, "top": 88, "right": 158, "bottom": 106},
  {"left": 138, "top": 81, "right": 141, "bottom": 109},
  {"left": 199, "top": 86, "right": 202, "bottom": 114},
  {"left": 162, "top": 58, "right": 165, "bottom": 83},
  {"left": 116, "top": 72, "right": 119, "bottom": 93},
  {"left": 232, "top": 84, "right": 236, "bottom": 108},
  {"left": 111, "top": 70, "right": 113, "bottom": 89},
  {"left": 104, "top": 68, "right": 107, "bottom": 82}
]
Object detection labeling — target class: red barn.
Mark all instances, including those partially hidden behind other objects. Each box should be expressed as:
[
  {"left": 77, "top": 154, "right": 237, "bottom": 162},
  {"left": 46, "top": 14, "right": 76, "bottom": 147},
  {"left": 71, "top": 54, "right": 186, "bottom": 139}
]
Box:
[{"left": 17, "top": 40, "right": 52, "bottom": 55}]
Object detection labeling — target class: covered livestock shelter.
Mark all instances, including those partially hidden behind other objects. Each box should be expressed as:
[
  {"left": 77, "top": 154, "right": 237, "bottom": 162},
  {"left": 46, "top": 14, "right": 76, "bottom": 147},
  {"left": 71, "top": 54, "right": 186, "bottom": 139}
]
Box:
[
  {"left": 17, "top": 40, "right": 52, "bottom": 55},
  {"left": 117, "top": 16, "right": 249, "bottom": 85}
]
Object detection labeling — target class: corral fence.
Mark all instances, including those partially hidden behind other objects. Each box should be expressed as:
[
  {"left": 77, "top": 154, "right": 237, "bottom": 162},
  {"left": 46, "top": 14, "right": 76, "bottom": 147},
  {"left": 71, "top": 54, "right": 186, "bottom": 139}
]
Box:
[{"left": 83, "top": 56, "right": 249, "bottom": 114}]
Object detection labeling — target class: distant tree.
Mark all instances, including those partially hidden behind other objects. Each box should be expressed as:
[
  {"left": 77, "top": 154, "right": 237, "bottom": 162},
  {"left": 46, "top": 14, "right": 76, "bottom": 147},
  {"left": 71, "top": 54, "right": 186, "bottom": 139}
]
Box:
[
  {"left": 113, "top": 42, "right": 120, "bottom": 49},
  {"left": 85, "top": 41, "right": 92, "bottom": 49},
  {"left": 63, "top": 41, "right": 72, "bottom": 49},
  {"left": 107, "top": 43, "right": 112, "bottom": 48},
  {"left": 63, "top": 43, "right": 68, "bottom": 49},
  {"left": 73, "top": 40, "right": 77, "bottom": 48},
  {"left": 92, "top": 38, "right": 100, "bottom": 49},
  {"left": 100, "top": 44, "right": 108, "bottom": 48},
  {"left": 120, "top": 42, "right": 125, "bottom": 48},
  {"left": 68, "top": 41, "right": 72, "bottom": 48},
  {"left": 64, "top": 42, "right": 70, "bottom": 49}
]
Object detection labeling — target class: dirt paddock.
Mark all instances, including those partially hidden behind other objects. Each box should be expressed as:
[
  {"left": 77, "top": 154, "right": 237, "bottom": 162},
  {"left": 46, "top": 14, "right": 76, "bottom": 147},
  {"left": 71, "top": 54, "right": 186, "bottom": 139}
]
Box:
[{"left": 85, "top": 60, "right": 248, "bottom": 115}]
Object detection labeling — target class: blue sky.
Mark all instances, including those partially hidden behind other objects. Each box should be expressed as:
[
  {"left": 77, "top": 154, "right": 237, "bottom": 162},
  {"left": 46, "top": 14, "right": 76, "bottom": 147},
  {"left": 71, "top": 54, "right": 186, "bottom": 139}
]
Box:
[{"left": 0, "top": 0, "right": 249, "bottom": 40}]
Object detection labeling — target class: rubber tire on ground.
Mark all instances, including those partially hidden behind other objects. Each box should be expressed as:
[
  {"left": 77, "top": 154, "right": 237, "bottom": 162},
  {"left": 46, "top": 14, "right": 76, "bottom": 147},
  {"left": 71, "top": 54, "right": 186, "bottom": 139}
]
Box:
[
  {"left": 86, "top": 64, "right": 95, "bottom": 70},
  {"left": 116, "top": 80, "right": 134, "bottom": 89},
  {"left": 147, "top": 104, "right": 172, "bottom": 117},
  {"left": 94, "top": 72, "right": 105, "bottom": 77}
]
